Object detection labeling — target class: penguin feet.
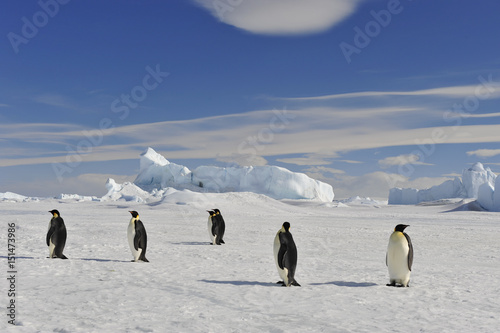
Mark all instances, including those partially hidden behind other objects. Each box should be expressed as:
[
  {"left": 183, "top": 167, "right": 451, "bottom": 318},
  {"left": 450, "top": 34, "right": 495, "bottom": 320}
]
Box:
[
  {"left": 48, "top": 255, "right": 68, "bottom": 259},
  {"left": 386, "top": 281, "right": 409, "bottom": 287},
  {"left": 276, "top": 280, "right": 301, "bottom": 287}
]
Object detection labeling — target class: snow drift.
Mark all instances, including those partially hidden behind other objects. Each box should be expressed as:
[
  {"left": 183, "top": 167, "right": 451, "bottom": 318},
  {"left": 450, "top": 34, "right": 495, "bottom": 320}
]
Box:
[
  {"left": 389, "top": 162, "right": 498, "bottom": 210},
  {"left": 116, "top": 147, "right": 334, "bottom": 202}
]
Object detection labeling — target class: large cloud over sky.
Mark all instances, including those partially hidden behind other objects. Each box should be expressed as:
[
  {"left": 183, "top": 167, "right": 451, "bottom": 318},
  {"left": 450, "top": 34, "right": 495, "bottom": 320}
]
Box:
[{"left": 192, "top": 0, "right": 362, "bottom": 35}]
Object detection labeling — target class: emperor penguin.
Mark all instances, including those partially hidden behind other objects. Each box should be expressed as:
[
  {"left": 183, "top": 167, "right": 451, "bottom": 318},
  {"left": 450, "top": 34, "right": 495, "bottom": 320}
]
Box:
[
  {"left": 127, "top": 211, "right": 149, "bottom": 262},
  {"left": 386, "top": 224, "right": 413, "bottom": 287},
  {"left": 47, "top": 210, "right": 68, "bottom": 259},
  {"left": 273, "top": 222, "right": 300, "bottom": 287},
  {"left": 207, "top": 210, "right": 216, "bottom": 244},
  {"left": 207, "top": 208, "right": 225, "bottom": 245}
]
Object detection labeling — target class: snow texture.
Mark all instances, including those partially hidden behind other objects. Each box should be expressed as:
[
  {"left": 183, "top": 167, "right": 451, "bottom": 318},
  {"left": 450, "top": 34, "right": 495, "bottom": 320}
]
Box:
[
  {"left": 1, "top": 191, "right": 499, "bottom": 332},
  {"left": 389, "top": 162, "right": 498, "bottom": 209},
  {"left": 133, "top": 147, "right": 334, "bottom": 202}
]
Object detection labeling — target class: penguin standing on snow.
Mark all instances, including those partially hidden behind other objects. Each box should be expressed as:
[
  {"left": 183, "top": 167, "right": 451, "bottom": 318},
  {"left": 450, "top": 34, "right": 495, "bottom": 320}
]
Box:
[
  {"left": 207, "top": 209, "right": 225, "bottom": 245},
  {"left": 207, "top": 210, "right": 216, "bottom": 244},
  {"left": 386, "top": 224, "right": 413, "bottom": 287},
  {"left": 127, "top": 211, "right": 149, "bottom": 262},
  {"left": 274, "top": 222, "right": 300, "bottom": 287},
  {"left": 47, "top": 210, "right": 68, "bottom": 259}
]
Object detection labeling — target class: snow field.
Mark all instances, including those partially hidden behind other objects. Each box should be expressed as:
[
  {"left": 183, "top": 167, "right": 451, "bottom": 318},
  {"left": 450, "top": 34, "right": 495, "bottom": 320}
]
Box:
[{"left": 1, "top": 195, "right": 499, "bottom": 332}]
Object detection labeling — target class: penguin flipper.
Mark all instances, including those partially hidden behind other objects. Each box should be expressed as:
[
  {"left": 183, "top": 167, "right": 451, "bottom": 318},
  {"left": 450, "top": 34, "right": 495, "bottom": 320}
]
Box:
[
  {"left": 211, "top": 221, "right": 217, "bottom": 237},
  {"left": 277, "top": 234, "right": 288, "bottom": 270},
  {"left": 277, "top": 246, "right": 287, "bottom": 270},
  {"left": 46, "top": 221, "right": 56, "bottom": 246},
  {"left": 134, "top": 220, "right": 147, "bottom": 251},
  {"left": 133, "top": 229, "right": 141, "bottom": 251},
  {"left": 404, "top": 232, "right": 413, "bottom": 271}
]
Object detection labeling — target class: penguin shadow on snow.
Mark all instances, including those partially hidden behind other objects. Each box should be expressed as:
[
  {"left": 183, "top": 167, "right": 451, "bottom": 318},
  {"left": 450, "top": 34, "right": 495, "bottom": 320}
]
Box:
[
  {"left": 170, "top": 241, "right": 213, "bottom": 246},
  {"left": 200, "top": 279, "right": 278, "bottom": 287},
  {"left": 75, "top": 257, "right": 131, "bottom": 263},
  {"left": 310, "top": 281, "right": 378, "bottom": 287}
]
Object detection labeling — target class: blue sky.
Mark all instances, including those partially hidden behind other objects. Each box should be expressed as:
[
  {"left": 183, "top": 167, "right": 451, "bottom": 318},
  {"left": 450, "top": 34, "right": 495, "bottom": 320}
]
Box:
[{"left": 1, "top": 0, "right": 500, "bottom": 199}]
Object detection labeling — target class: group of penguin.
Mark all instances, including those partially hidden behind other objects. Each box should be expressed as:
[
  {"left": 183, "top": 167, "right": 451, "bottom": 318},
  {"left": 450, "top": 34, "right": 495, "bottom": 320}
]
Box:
[{"left": 47, "top": 209, "right": 414, "bottom": 288}]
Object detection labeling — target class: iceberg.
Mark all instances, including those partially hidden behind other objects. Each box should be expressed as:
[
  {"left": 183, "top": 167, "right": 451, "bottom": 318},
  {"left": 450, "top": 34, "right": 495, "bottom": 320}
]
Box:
[
  {"left": 131, "top": 147, "right": 334, "bottom": 202},
  {"left": 389, "top": 162, "right": 497, "bottom": 207}
]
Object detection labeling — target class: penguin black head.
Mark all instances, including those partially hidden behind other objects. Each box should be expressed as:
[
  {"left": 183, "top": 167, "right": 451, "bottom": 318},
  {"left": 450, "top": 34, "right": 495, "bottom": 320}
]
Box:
[
  {"left": 129, "top": 211, "right": 139, "bottom": 218},
  {"left": 207, "top": 210, "right": 215, "bottom": 216},
  {"left": 282, "top": 222, "right": 291, "bottom": 232},
  {"left": 49, "top": 210, "right": 60, "bottom": 217},
  {"left": 213, "top": 209, "right": 220, "bottom": 215},
  {"left": 395, "top": 224, "right": 409, "bottom": 232}
]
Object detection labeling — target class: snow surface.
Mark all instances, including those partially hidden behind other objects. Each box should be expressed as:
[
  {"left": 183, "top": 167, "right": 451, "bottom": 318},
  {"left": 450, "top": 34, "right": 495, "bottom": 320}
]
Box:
[
  {"left": 133, "top": 147, "right": 334, "bottom": 202},
  {"left": 2, "top": 191, "right": 499, "bottom": 332},
  {"left": 389, "top": 162, "right": 497, "bottom": 208}
]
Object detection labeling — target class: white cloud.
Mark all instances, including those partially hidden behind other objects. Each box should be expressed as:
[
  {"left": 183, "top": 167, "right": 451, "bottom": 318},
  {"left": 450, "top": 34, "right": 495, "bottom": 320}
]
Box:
[
  {"left": 318, "top": 171, "right": 408, "bottom": 199},
  {"left": 192, "top": 0, "right": 362, "bottom": 35},
  {"left": 216, "top": 153, "right": 268, "bottom": 166},
  {"left": 466, "top": 149, "right": 500, "bottom": 158},
  {"left": 304, "top": 166, "right": 345, "bottom": 175},
  {"left": 3, "top": 108, "right": 500, "bottom": 168},
  {"left": 276, "top": 85, "right": 500, "bottom": 101},
  {"left": 340, "top": 160, "right": 363, "bottom": 164},
  {"left": 277, "top": 153, "right": 337, "bottom": 166},
  {"left": 379, "top": 154, "right": 433, "bottom": 169},
  {"left": 308, "top": 169, "right": 453, "bottom": 200}
]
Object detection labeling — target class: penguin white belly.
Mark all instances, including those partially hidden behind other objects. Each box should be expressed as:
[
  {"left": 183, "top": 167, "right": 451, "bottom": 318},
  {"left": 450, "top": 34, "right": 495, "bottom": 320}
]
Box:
[
  {"left": 127, "top": 220, "right": 142, "bottom": 261},
  {"left": 48, "top": 238, "right": 55, "bottom": 258},
  {"left": 273, "top": 233, "right": 288, "bottom": 284},
  {"left": 387, "top": 233, "right": 411, "bottom": 285},
  {"left": 48, "top": 222, "right": 55, "bottom": 258},
  {"left": 208, "top": 216, "right": 215, "bottom": 245}
]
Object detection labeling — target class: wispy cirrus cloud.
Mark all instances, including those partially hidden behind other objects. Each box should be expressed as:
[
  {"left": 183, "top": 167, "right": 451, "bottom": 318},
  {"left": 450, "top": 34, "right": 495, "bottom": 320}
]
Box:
[
  {"left": 277, "top": 153, "right": 338, "bottom": 166},
  {"left": 192, "top": 0, "right": 363, "bottom": 35},
  {"left": 378, "top": 154, "right": 433, "bottom": 169},
  {"left": 3, "top": 82, "right": 500, "bottom": 170},
  {"left": 466, "top": 149, "right": 500, "bottom": 158},
  {"left": 273, "top": 84, "right": 500, "bottom": 101},
  {"left": 3, "top": 110, "right": 500, "bottom": 168}
]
